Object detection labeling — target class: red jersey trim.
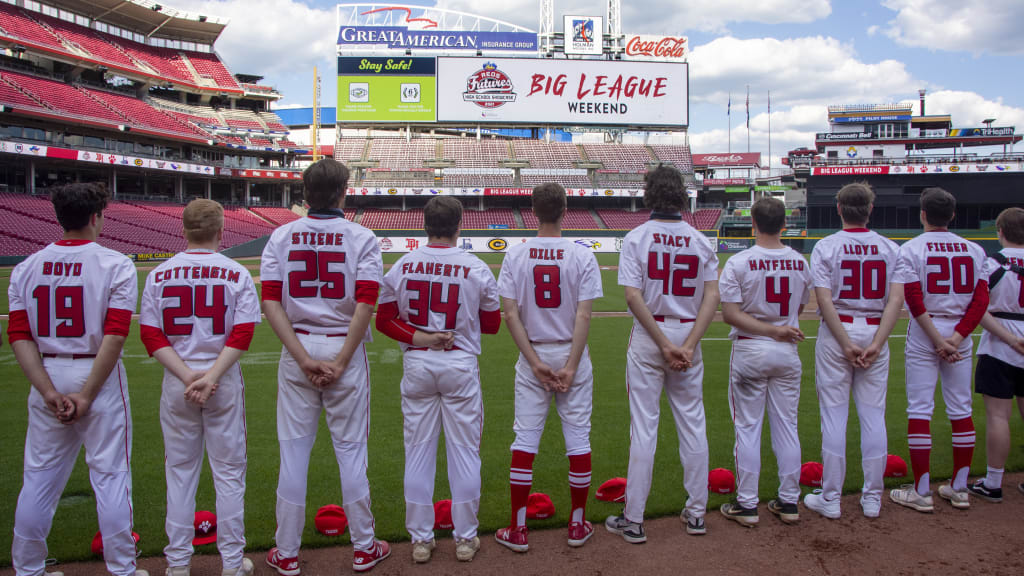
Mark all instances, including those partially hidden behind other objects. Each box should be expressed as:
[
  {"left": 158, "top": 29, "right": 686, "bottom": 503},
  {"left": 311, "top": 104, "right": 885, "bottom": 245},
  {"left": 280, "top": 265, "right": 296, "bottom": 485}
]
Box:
[
  {"left": 479, "top": 308, "right": 502, "bottom": 334},
  {"left": 261, "top": 280, "right": 283, "bottom": 302},
  {"left": 55, "top": 239, "right": 93, "bottom": 246},
  {"left": 7, "top": 309, "right": 33, "bottom": 344},
  {"left": 426, "top": 243, "right": 455, "bottom": 249},
  {"left": 103, "top": 308, "right": 132, "bottom": 337},
  {"left": 139, "top": 324, "right": 171, "bottom": 356},
  {"left": 355, "top": 280, "right": 380, "bottom": 307},
  {"left": 375, "top": 301, "right": 417, "bottom": 345},
  {"left": 843, "top": 228, "right": 870, "bottom": 233},
  {"left": 904, "top": 282, "right": 927, "bottom": 318},
  {"left": 226, "top": 322, "right": 256, "bottom": 351},
  {"left": 955, "top": 280, "right": 990, "bottom": 338}
]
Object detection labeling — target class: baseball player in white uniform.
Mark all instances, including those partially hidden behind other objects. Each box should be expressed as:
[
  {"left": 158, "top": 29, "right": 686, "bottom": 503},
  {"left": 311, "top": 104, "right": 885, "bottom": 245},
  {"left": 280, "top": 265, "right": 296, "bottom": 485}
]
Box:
[
  {"left": 967, "top": 207, "right": 1024, "bottom": 503},
  {"left": 376, "top": 196, "right": 500, "bottom": 564},
  {"left": 260, "top": 160, "right": 390, "bottom": 574},
  {"left": 890, "top": 187, "right": 988, "bottom": 513},
  {"left": 7, "top": 183, "right": 145, "bottom": 576},
  {"left": 719, "top": 196, "right": 811, "bottom": 527},
  {"left": 605, "top": 165, "right": 719, "bottom": 543},
  {"left": 803, "top": 183, "right": 903, "bottom": 520},
  {"left": 139, "top": 200, "right": 260, "bottom": 576},
  {"left": 493, "top": 183, "right": 602, "bottom": 552}
]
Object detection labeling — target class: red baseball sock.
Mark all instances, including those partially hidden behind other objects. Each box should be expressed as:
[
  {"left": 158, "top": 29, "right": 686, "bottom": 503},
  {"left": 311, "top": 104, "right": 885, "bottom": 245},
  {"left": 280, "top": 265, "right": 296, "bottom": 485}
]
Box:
[
  {"left": 509, "top": 450, "right": 535, "bottom": 528},
  {"left": 568, "top": 453, "right": 591, "bottom": 524},
  {"left": 907, "top": 418, "right": 931, "bottom": 495},
  {"left": 950, "top": 417, "right": 975, "bottom": 491}
]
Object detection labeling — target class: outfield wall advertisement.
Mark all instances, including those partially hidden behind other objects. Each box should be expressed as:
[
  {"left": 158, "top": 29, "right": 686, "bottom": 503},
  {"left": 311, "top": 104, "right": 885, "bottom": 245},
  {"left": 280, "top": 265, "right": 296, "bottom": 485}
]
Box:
[
  {"left": 345, "top": 186, "right": 647, "bottom": 197},
  {"left": 338, "top": 56, "right": 437, "bottom": 122},
  {"left": 436, "top": 57, "right": 688, "bottom": 127}
]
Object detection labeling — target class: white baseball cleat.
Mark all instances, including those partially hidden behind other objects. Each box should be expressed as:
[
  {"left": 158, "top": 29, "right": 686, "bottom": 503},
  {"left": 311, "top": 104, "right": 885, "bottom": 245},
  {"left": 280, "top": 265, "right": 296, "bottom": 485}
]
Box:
[
  {"left": 860, "top": 494, "right": 881, "bottom": 518},
  {"left": 889, "top": 485, "right": 934, "bottom": 513},
  {"left": 412, "top": 540, "right": 436, "bottom": 563},
  {"left": 222, "top": 558, "right": 254, "bottom": 576},
  {"left": 938, "top": 484, "right": 970, "bottom": 509},
  {"left": 803, "top": 490, "right": 841, "bottom": 519},
  {"left": 166, "top": 566, "right": 190, "bottom": 576}
]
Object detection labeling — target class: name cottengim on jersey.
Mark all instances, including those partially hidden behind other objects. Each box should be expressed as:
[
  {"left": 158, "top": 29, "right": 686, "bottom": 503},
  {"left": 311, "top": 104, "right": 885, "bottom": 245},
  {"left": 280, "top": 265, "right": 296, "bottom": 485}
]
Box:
[
  {"left": 719, "top": 244, "right": 812, "bottom": 340},
  {"left": 811, "top": 229, "right": 900, "bottom": 317},
  {"left": 379, "top": 245, "right": 499, "bottom": 356},
  {"left": 139, "top": 251, "right": 261, "bottom": 361},
  {"left": 618, "top": 220, "right": 719, "bottom": 320},
  {"left": 498, "top": 237, "right": 602, "bottom": 343},
  {"left": 978, "top": 247, "right": 1024, "bottom": 367},
  {"left": 7, "top": 240, "right": 137, "bottom": 354},
  {"left": 894, "top": 231, "right": 987, "bottom": 318},
  {"left": 260, "top": 214, "right": 383, "bottom": 337}
]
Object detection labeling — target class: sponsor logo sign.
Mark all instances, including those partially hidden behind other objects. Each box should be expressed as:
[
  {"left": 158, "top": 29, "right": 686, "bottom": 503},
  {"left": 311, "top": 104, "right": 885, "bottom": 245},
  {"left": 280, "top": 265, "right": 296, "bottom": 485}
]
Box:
[
  {"left": 718, "top": 239, "right": 751, "bottom": 253},
  {"left": 338, "top": 9, "right": 537, "bottom": 53},
  {"left": 564, "top": 16, "right": 602, "bottom": 55},
  {"left": 624, "top": 35, "right": 687, "bottom": 61},
  {"left": 337, "top": 56, "right": 436, "bottom": 122},
  {"left": 437, "top": 57, "right": 687, "bottom": 127},
  {"left": 703, "top": 178, "right": 748, "bottom": 186},
  {"left": 692, "top": 153, "right": 761, "bottom": 167},
  {"left": 831, "top": 114, "right": 912, "bottom": 123},
  {"left": 487, "top": 238, "right": 508, "bottom": 251},
  {"left": 816, "top": 132, "right": 872, "bottom": 141},
  {"left": 949, "top": 127, "right": 1015, "bottom": 137},
  {"left": 812, "top": 166, "right": 891, "bottom": 176}
]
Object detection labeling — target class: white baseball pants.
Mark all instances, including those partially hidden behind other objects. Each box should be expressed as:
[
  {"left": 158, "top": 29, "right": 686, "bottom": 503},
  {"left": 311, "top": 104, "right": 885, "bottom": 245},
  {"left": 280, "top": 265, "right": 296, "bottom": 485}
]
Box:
[
  {"left": 624, "top": 320, "right": 709, "bottom": 523},
  {"left": 728, "top": 339, "right": 802, "bottom": 508},
  {"left": 161, "top": 360, "right": 247, "bottom": 570},
  {"left": 13, "top": 358, "right": 136, "bottom": 576},
  {"left": 401, "top": 349, "right": 483, "bottom": 543},
  {"left": 274, "top": 333, "right": 375, "bottom": 556},
  {"left": 815, "top": 320, "right": 888, "bottom": 503},
  {"left": 511, "top": 342, "right": 593, "bottom": 457},
  {"left": 905, "top": 318, "right": 974, "bottom": 420}
]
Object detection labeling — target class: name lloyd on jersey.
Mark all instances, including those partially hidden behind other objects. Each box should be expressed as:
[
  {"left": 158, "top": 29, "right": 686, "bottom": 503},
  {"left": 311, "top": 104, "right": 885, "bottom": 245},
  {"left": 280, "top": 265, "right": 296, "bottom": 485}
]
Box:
[
  {"left": 291, "top": 232, "right": 345, "bottom": 246},
  {"left": 652, "top": 233, "right": 691, "bottom": 247},
  {"left": 153, "top": 265, "right": 242, "bottom": 284},
  {"left": 926, "top": 242, "right": 970, "bottom": 253},
  {"left": 530, "top": 248, "right": 565, "bottom": 260},
  {"left": 843, "top": 244, "right": 880, "bottom": 255},
  {"left": 748, "top": 258, "right": 806, "bottom": 271},
  {"left": 401, "top": 261, "right": 471, "bottom": 278},
  {"left": 41, "top": 261, "right": 83, "bottom": 276}
]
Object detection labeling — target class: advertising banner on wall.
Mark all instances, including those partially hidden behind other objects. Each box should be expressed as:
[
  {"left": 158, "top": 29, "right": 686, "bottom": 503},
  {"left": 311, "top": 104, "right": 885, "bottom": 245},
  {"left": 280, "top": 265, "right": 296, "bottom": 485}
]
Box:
[
  {"left": 337, "top": 26, "right": 537, "bottom": 52},
  {"left": 377, "top": 236, "right": 629, "bottom": 253},
  {"left": 623, "top": 35, "right": 687, "bottom": 61},
  {"left": 436, "top": 57, "right": 688, "bottom": 127},
  {"left": 563, "top": 16, "right": 603, "bottom": 55},
  {"left": 692, "top": 153, "right": 762, "bottom": 167},
  {"left": 337, "top": 56, "right": 437, "bottom": 122}
]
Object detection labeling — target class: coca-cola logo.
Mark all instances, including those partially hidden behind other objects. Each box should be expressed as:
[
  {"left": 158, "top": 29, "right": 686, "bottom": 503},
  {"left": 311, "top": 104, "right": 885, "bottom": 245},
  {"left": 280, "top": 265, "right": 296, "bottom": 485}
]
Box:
[
  {"left": 463, "top": 62, "right": 517, "bottom": 109},
  {"left": 625, "top": 36, "right": 687, "bottom": 59},
  {"left": 704, "top": 155, "right": 743, "bottom": 163}
]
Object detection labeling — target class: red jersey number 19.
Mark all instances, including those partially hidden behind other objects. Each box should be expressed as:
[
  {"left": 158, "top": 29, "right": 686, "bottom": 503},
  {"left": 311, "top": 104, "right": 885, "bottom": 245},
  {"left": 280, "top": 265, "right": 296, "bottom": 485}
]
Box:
[{"left": 32, "top": 285, "right": 85, "bottom": 337}]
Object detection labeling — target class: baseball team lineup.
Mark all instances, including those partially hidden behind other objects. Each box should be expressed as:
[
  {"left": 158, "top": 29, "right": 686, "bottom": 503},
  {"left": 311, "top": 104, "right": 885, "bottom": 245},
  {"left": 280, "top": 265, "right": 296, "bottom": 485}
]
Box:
[{"left": 7, "top": 160, "right": 1024, "bottom": 576}]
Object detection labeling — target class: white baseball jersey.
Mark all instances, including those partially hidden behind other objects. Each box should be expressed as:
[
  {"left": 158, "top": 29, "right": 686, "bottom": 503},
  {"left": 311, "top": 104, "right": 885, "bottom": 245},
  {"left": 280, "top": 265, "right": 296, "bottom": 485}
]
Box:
[
  {"left": 497, "top": 237, "right": 602, "bottom": 342},
  {"left": 894, "top": 231, "right": 986, "bottom": 317},
  {"left": 978, "top": 247, "right": 1024, "bottom": 367},
  {"left": 618, "top": 220, "right": 719, "bottom": 319},
  {"left": 260, "top": 215, "right": 383, "bottom": 336},
  {"left": 379, "top": 245, "right": 499, "bottom": 356},
  {"left": 719, "top": 245, "right": 811, "bottom": 339},
  {"left": 8, "top": 240, "right": 137, "bottom": 354},
  {"left": 811, "top": 229, "right": 900, "bottom": 317},
  {"left": 140, "top": 251, "right": 261, "bottom": 361}
]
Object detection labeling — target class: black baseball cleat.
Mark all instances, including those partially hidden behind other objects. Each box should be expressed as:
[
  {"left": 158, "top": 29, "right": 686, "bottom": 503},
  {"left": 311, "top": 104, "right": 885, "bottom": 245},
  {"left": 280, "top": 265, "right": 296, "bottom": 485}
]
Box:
[
  {"left": 767, "top": 499, "right": 799, "bottom": 524},
  {"left": 720, "top": 501, "right": 759, "bottom": 527},
  {"left": 605, "top": 514, "right": 646, "bottom": 544},
  {"left": 967, "top": 479, "right": 1003, "bottom": 503}
]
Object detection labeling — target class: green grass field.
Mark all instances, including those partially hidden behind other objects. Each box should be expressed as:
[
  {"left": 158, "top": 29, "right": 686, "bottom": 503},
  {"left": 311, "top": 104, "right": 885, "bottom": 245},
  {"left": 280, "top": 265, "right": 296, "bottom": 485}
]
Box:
[{"left": 1, "top": 250, "right": 1022, "bottom": 567}]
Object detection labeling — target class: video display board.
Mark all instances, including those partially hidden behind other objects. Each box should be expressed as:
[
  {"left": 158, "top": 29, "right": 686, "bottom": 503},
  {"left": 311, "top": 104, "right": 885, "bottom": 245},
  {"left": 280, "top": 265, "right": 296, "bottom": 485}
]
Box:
[{"left": 337, "top": 56, "right": 436, "bottom": 122}]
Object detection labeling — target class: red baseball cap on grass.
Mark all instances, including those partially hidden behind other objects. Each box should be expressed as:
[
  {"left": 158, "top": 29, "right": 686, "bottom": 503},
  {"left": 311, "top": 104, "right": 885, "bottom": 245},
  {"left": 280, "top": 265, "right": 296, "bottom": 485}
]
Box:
[
  {"left": 434, "top": 500, "right": 454, "bottom": 530},
  {"left": 708, "top": 468, "right": 736, "bottom": 494},
  {"left": 526, "top": 493, "right": 555, "bottom": 519},
  {"left": 885, "top": 454, "right": 908, "bottom": 478},
  {"left": 800, "top": 461, "right": 823, "bottom": 487},
  {"left": 595, "top": 477, "right": 627, "bottom": 502},
  {"left": 91, "top": 531, "right": 140, "bottom": 556},
  {"left": 193, "top": 510, "right": 217, "bottom": 546},
  {"left": 314, "top": 504, "right": 348, "bottom": 536}
]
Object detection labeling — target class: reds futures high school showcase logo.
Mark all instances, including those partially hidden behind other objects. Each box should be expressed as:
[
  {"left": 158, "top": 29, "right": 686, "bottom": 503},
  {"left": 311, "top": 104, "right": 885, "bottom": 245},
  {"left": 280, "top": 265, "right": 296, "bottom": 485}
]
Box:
[{"left": 463, "top": 62, "right": 516, "bottom": 109}]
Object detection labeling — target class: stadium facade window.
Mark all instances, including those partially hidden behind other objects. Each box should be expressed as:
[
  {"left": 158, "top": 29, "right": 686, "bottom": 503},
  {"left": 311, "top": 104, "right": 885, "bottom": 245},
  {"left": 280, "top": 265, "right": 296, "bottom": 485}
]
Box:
[
  {"left": 84, "top": 135, "right": 104, "bottom": 149},
  {"left": 95, "top": 21, "right": 107, "bottom": 33},
  {"left": 136, "top": 143, "right": 154, "bottom": 155},
  {"left": 24, "top": 1, "right": 40, "bottom": 12},
  {"left": 0, "top": 125, "right": 20, "bottom": 138},
  {"left": 64, "top": 134, "right": 83, "bottom": 146},
  {"left": 40, "top": 4, "right": 56, "bottom": 17},
  {"left": 23, "top": 128, "right": 44, "bottom": 141}
]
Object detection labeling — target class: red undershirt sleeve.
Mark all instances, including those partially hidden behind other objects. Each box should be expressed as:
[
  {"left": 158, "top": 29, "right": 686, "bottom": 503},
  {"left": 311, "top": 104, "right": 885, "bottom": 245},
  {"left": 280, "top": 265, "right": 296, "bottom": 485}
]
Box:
[
  {"left": 225, "top": 322, "right": 256, "bottom": 351},
  {"left": 375, "top": 301, "right": 417, "bottom": 345},
  {"left": 904, "top": 281, "right": 927, "bottom": 318},
  {"left": 103, "top": 308, "right": 133, "bottom": 337},
  {"left": 7, "top": 309, "right": 33, "bottom": 344},
  {"left": 355, "top": 280, "right": 380, "bottom": 307},
  {"left": 955, "top": 280, "right": 989, "bottom": 338},
  {"left": 139, "top": 324, "right": 172, "bottom": 356},
  {"left": 261, "top": 280, "right": 283, "bottom": 302},
  {"left": 479, "top": 308, "right": 501, "bottom": 335}
]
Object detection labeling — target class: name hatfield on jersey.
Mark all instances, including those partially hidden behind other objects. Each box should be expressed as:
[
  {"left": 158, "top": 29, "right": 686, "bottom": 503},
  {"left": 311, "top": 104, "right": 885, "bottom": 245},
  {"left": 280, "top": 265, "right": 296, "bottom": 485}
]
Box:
[
  {"left": 153, "top": 265, "right": 242, "bottom": 284},
  {"left": 401, "top": 260, "right": 472, "bottom": 279},
  {"left": 747, "top": 258, "right": 806, "bottom": 272},
  {"left": 291, "top": 232, "right": 346, "bottom": 246}
]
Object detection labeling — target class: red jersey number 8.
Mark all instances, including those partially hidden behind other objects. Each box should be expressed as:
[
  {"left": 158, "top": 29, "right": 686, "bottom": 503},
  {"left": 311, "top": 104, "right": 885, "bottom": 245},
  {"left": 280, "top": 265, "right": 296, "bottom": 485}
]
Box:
[{"left": 533, "top": 265, "right": 562, "bottom": 308}]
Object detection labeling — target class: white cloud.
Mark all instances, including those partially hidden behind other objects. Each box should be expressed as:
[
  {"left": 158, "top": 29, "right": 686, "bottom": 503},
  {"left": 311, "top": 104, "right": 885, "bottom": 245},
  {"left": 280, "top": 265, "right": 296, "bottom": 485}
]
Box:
[
  {"left": 881, "top": 0, "right": 1024, "bottom": 55},
  {"left": 908, "top": 90, "right": 1024, "bottom": 128}
]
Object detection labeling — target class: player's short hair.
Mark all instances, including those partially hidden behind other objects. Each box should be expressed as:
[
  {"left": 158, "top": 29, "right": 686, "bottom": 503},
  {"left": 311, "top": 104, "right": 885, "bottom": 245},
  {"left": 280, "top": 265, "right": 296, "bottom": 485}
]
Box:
[
  {"left": 182, "top": 199, "right": 224, "bottom": 244},
  {"left": 643, "top": 164, "right": 687, "bottom": 213},
  {"left": 996, "top": 206, "right": 1024, "bottom": 245},
  {"left": 424, "top": 196, "right": 462, "bottom": 239},
  {"left": 751, "top": 196, "right": 786, "bottom": 236},
  {"left": 920, "top": 187, "right": 956, "bottom": 227},
  {"left": 532, "top": 182, "right": 567, "bottom": 224},
  {"left": 50, "top": 182, "right": 109, "bottom": 232},
  {"left": 836, "top": 182, "right": 874, "bottom": 226},
  {"left": 302, "top": 159, "right": 349, "bottom": 210}
]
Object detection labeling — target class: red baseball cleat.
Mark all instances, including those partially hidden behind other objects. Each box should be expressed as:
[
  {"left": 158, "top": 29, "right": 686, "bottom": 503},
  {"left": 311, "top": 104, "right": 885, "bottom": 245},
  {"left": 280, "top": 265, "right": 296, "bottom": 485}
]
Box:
[
  {"left": 568, "top": 521, "right": 594, "bottom": 547},
  {"left": 494, "top": 525, "right": 529, "bottom": 552},
  {"left": 352, "top": 540, "right": 390, "bottom": 572},
  {"left": 266, "top": 547, "right": 300, "bottom": 576}
]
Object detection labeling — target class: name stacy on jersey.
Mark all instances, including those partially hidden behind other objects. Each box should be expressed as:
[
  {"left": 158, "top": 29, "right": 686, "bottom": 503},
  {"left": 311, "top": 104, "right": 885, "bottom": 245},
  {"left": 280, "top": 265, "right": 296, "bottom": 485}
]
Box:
[
  {"left": 153, "top": 265, "right": 241, "bottom": 284},
  {"left": 748, "top": 258, "right": 806, "bottom": 272},
  {"left": 401, "top": 261, "right": 471, "bottom": 279},
  {"left": 651, "top": 233, "right": 691, "bottom": 247}
]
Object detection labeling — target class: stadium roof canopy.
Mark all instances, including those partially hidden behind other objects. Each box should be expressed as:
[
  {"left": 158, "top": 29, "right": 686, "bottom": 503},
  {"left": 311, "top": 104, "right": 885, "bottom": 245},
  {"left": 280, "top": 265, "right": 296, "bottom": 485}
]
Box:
[{"left": 53, "top": 0, "right": 228, "bottom": 44}]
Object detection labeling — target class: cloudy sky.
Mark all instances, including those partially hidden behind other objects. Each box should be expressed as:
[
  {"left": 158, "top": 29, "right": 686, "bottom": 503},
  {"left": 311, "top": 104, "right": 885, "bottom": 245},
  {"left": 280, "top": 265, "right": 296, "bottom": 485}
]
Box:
[{"left": 174, "top": 0, "right": 1024, "bottom": 164}]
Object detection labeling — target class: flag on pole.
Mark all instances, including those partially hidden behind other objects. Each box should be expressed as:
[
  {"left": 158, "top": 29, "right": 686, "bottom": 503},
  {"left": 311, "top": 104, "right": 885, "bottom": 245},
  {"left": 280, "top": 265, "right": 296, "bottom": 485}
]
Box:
[
  {"left": 745, "top": 87, "right": 749, "bottom": 129},
  {"left": 728, "top": 93, "right": 731, "bottom": 117}
]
